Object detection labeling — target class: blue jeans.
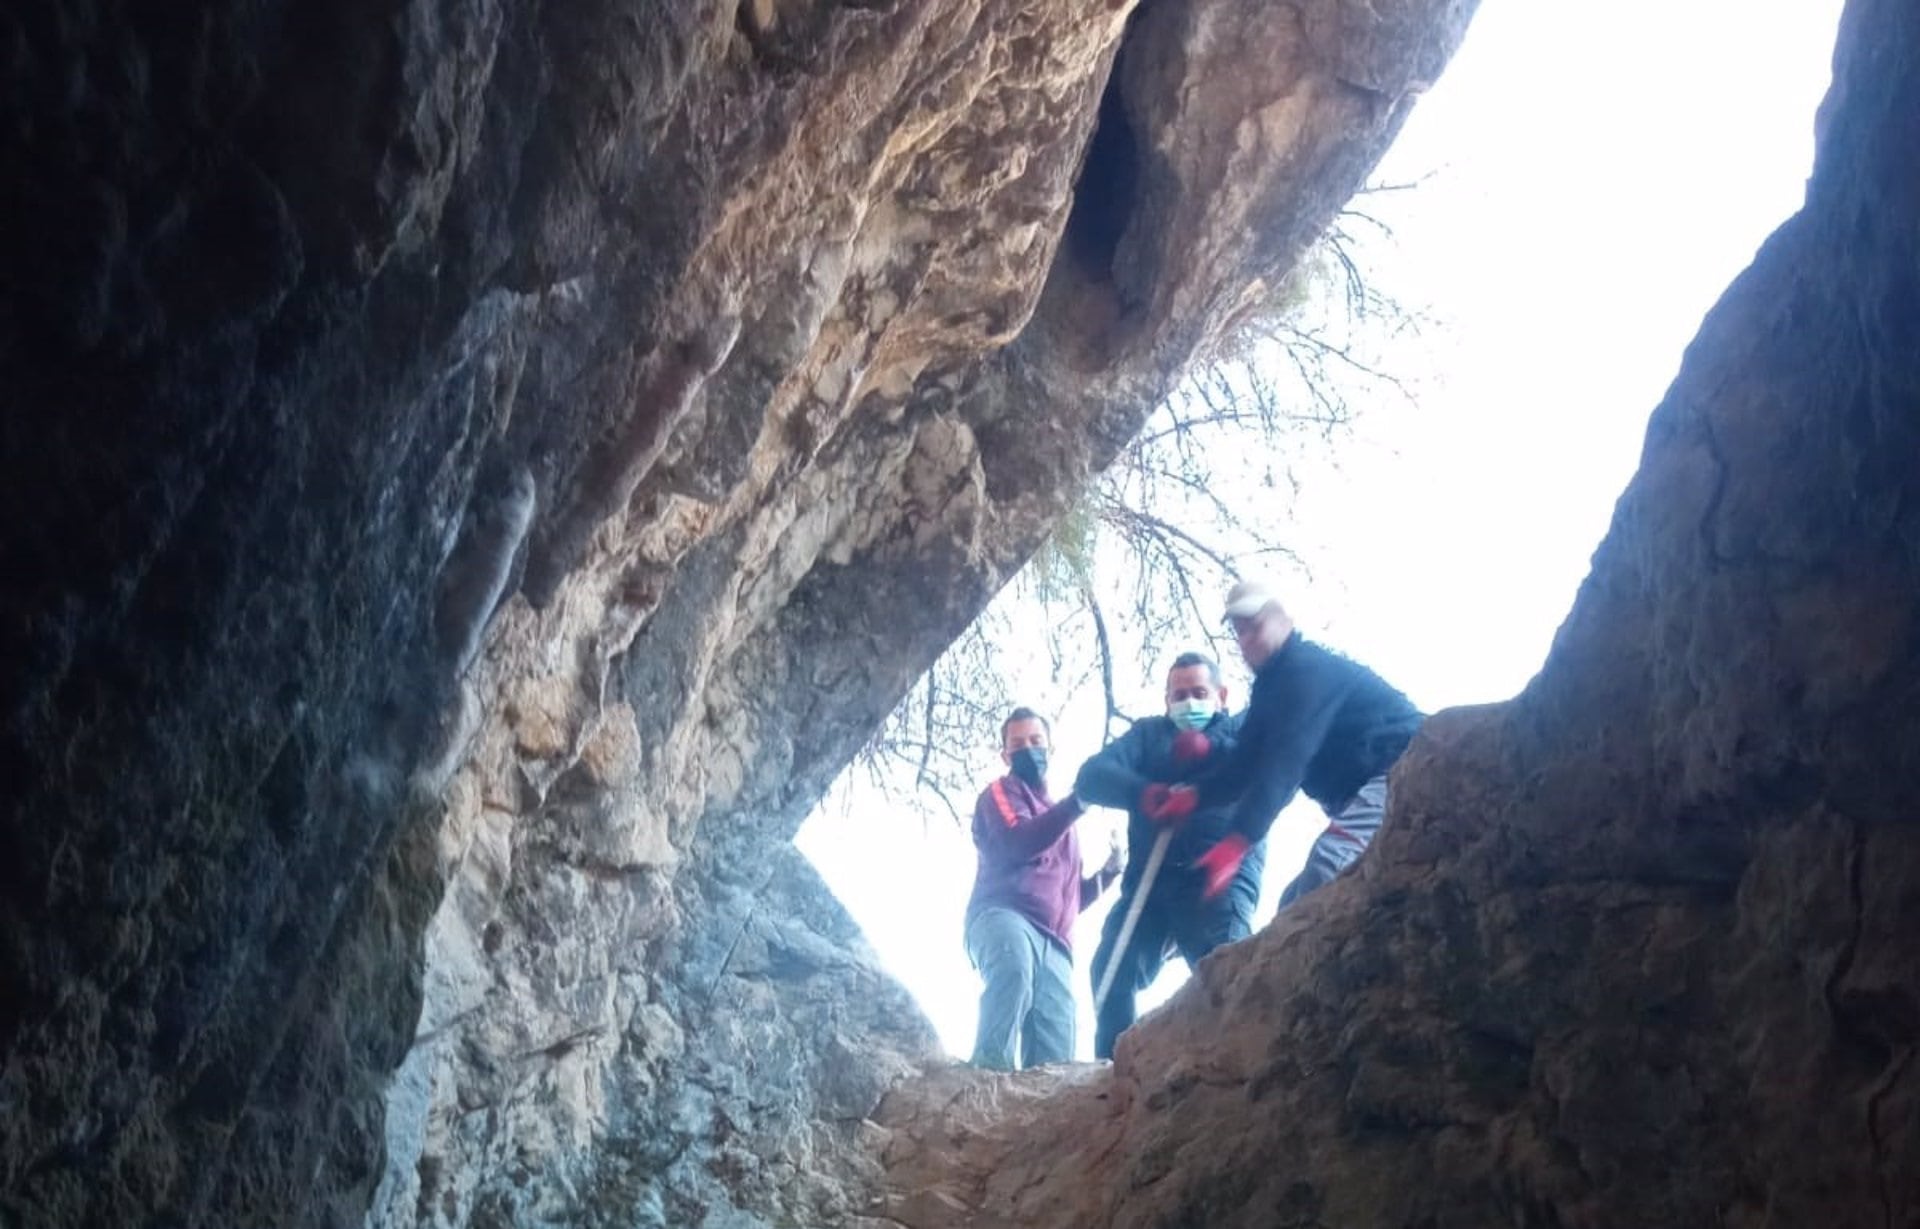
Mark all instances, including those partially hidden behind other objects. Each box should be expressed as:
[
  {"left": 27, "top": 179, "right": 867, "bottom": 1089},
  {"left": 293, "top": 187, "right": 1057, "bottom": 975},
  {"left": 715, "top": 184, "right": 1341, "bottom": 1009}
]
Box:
[
  {"left": 965, "top": 907, "right": 1075, "bottom": 1069},
  {"left": 1278, "top": 774, "right": 1389, "bottom": 908},
  {"left": 1089, "top": 852, "right": 1261, "bottom": 1059}
]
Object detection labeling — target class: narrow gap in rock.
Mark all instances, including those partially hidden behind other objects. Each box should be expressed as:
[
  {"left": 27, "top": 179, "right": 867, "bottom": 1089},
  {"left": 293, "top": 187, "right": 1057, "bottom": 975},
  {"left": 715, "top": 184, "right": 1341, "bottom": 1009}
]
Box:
[{"left": 1060, "top": 44, "right": 1142, "bottom": 292}]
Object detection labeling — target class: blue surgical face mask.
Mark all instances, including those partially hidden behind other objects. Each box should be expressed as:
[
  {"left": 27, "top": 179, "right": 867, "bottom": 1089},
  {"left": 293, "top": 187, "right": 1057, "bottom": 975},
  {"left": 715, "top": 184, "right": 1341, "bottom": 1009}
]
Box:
[
  {"left": 1169, "top": 698, "right": 1215, "bottom": 731},
  {"left": 1010, "top": 746, "right": 1049, "bottom": 787}
]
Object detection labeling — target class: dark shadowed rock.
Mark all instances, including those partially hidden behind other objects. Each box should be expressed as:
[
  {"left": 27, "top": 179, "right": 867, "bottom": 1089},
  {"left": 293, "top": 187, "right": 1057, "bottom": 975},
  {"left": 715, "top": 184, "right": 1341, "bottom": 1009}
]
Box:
[{"left": 0, "top": 0, "right": 1469, "bottom": 1226}]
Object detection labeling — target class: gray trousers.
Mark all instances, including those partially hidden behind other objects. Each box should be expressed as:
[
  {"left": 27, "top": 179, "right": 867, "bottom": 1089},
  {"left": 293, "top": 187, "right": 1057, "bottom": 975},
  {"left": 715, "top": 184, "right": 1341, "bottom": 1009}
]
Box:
[
  {"left": 1277, "top": 774, "right": 1389, "bottom": 908},
  {"left": 965, "top": 906, "right": 1075, "bottom": 1069}
]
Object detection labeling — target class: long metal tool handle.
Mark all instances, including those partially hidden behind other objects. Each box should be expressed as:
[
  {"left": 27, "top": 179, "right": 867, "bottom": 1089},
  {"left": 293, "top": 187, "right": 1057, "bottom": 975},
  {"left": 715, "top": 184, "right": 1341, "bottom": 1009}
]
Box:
[{"left": 1092, "top": 826, "right": 1173, "bottom": 1014}]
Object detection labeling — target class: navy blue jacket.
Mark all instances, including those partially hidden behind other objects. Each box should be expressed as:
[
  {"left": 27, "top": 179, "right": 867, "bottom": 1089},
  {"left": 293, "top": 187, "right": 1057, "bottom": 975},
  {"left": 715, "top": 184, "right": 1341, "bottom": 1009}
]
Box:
[
  {"left": 1074, "top": 710, "right": 1265, "bottom": 892},
  {"left": 1197, "top": 633, "right": 1423, "bottom": 843}
]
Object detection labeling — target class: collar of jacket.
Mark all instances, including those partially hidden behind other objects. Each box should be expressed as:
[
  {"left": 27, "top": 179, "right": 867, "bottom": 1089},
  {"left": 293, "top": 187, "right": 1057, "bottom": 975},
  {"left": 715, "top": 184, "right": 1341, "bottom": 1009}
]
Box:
[{"left": 1255, "top": 629, "right": 1303, "bottom": 680}]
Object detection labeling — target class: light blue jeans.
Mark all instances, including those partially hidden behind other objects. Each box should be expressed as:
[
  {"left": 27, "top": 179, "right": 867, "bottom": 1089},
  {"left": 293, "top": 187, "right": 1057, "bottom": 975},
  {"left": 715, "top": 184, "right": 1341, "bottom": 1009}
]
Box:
[{"left": 965, "top": 906, "right": 1075, "bottom": 1069}]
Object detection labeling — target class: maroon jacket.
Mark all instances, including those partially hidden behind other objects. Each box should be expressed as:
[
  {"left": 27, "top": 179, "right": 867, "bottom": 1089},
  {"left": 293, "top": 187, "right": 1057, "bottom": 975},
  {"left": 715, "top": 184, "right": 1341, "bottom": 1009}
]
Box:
[{"left": 964, "top": 775, "right": 1112, "bottom": 954}]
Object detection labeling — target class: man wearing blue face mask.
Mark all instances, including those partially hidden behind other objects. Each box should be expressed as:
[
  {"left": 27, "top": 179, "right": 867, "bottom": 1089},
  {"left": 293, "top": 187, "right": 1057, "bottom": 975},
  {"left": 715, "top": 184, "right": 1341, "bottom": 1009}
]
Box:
[
  {"left": 1074, "top": 653, "right": 1266, "bottom": 1059},
  {"left": 964, "top": 707, "right": 1120, "bottom": 1069}
]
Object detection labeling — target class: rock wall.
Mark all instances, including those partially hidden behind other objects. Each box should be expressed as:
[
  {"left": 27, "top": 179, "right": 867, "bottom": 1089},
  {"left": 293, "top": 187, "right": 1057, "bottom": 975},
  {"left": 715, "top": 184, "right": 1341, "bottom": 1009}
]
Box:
[
  {"left": 0, "top": 1, "right": 1469, "bottom": 1226},
  {"left": 873, "top": 1, "right": 1920, "bottom": 1225}
]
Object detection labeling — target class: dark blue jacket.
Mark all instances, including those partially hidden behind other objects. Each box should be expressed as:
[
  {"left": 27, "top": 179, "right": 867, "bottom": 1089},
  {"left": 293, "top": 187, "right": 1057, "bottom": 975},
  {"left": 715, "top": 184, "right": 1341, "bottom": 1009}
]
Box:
[
  {"left": 1074, "top": 710, "right": 1265, "bottom": 892},
  {"left": 1196, "top": 632, "right": 1423, "bottom": 843}
]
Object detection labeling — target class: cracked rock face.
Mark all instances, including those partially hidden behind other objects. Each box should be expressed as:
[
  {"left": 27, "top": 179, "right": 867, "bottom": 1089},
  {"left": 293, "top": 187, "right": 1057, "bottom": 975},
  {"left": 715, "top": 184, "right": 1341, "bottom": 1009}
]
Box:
[
  {"left": 870, "top": 1, "right": 1920, "bottom": 1225},
  {"left": 0, "top": 1, "right": 1468, "bottom": 1227}
]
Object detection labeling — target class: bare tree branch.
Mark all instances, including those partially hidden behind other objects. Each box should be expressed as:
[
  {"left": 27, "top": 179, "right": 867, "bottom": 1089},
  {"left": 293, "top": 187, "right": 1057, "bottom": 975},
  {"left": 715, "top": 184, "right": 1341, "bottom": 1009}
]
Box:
[
  {"left": 1086, "top": 591, "right": 1131, "bottom": 743},
  {"left": 847, "top": 213, "right": 1419, "bottom": 828}
]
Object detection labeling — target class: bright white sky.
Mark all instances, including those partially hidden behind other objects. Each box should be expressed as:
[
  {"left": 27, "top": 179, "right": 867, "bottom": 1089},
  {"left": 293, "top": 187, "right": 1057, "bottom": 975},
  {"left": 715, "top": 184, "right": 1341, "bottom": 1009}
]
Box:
[{"left": 797, "top": 0, "right": 1844, "bottom": 1060}]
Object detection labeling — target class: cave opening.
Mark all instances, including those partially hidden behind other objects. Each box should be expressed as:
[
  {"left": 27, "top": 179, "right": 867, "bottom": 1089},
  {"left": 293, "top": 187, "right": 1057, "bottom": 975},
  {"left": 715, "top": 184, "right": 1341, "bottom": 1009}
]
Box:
[
  {"left": 7, "top": 0, "right": 1904, "bottom": 1223},
  {"left": 797, "top": 0, "right": 1848, "bottom": 1063}
]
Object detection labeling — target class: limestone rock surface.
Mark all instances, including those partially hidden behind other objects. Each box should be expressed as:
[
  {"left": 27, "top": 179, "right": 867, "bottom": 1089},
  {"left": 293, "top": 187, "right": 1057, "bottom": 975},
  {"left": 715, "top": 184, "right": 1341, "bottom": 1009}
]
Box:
[{"left": 0, "top": 0, "right": 1468, "bottom": 1226}]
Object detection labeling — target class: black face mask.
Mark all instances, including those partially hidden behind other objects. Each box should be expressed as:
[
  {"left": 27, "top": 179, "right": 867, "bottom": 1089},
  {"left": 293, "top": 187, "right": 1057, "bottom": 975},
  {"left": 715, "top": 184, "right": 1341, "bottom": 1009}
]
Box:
[{"left": 1010, "top": 746, "right": 1049, "bottom": 788}]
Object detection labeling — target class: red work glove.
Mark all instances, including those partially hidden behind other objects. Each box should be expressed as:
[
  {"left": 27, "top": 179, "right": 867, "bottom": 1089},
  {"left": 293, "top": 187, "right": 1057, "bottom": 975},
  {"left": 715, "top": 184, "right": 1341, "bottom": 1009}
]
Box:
[
  {"left": 1171, "top": 729, "right": 1212, "bottom": 765},
  {"left": 1140, "top": 783, "right": 1197, "bottom": 825},
  {"left": 1195, "top": 833, "right": 1250, "bottom": 900}
]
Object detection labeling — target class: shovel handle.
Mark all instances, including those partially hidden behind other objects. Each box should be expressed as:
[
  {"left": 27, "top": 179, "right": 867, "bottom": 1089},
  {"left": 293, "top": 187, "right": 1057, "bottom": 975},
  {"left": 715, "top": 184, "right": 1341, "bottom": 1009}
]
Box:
[{"left": 1092, "top": 826, "right": 1173, "bottom": 1014}]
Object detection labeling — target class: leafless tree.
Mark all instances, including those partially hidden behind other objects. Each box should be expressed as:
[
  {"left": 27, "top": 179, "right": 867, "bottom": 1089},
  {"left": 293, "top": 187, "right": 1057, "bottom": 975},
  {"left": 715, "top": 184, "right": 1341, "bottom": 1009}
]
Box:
[{"left": 852, "top": 200, "right": 1422, "bottom": 823}]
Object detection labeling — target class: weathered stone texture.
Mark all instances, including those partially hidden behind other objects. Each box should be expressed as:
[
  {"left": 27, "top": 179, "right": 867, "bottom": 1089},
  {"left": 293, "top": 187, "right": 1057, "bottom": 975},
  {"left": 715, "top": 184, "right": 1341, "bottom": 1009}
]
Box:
[
  {"left": 0, "top": 0, "right": 1467, "bottom": 1226},
  {"left": 872, "top": 2, "right": 1920, "bottom": 1226}
]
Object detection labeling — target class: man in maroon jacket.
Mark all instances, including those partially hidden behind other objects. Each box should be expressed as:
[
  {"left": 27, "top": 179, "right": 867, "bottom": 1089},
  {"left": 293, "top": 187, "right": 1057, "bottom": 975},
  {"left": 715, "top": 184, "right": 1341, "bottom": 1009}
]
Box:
[{"left": 964, "top": 707, "right": 1120, "bottom": 1069}]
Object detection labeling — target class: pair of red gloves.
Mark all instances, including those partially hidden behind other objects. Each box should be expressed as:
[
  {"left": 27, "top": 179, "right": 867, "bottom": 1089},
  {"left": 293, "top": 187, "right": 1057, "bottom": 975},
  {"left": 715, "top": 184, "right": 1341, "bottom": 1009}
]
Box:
[{"left": 1138, "top": 730, "right": 1248, "bottom": 900}]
